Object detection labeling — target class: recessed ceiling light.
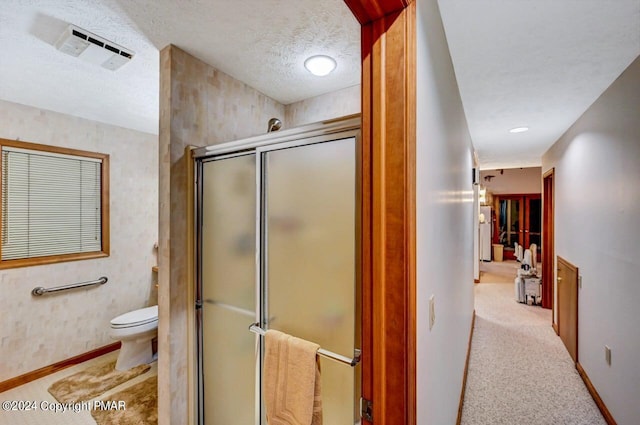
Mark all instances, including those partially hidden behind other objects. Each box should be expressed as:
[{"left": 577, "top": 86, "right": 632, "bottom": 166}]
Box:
[
  {"left": 304, "top": 55, "right": 337, "bottom": 76},
  {"left": 509, "top": 127, "right": 529, "bottom": 133}
]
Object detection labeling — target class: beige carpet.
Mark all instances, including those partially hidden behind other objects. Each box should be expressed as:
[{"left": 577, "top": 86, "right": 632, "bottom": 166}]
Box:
[
  {"left": 91, "top": 375, "right": 157, "bottom": 425},
  {"left": 460, "top": 282, "right": 605, "bottom": 424},
  {"left": 479, "top": 260, "right": 521, "bottom": 283},
  {"left": 48, "top": 360, "right": 150, "bottom": 403}
]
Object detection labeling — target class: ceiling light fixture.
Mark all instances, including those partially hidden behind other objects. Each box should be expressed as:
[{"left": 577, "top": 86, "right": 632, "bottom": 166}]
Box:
[
  {"left": 304, "top": 55, "right": 337, "bottom": 76},
  {"left": 509, "top": 127, "right": 529, "bottom": 133}
]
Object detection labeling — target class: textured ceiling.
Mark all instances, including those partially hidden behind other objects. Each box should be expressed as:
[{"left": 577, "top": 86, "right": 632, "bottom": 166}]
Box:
[
  {"left": 113, "top": 0, "right": 361, "bottom": 105},
  {"left": 0, "top": 0, "right": 360, "bottom": 135},
  {"left": 1, "top": 0, "right": 638, "bottom": 168},
  {"left": 439, "top": 0, "right": 640, "bottom": 169},
  {"left": 0, "top": 0, "right": 160, "bottom": 134}
]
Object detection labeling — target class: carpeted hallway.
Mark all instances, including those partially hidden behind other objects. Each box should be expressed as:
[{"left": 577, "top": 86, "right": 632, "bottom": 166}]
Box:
[{"left": 460, "top": 261, "right": 606, "bottom": 425}]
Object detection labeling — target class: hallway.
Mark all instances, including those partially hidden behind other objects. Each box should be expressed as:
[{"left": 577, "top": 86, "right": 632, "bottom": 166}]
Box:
[{"left": 460, "top": 262, "right": 606, "bottom": 424}]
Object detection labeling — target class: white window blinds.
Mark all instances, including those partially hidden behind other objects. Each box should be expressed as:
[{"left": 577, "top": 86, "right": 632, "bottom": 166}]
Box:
[{"left": 1, "top": 146, "right": 102, "bottom": 260}]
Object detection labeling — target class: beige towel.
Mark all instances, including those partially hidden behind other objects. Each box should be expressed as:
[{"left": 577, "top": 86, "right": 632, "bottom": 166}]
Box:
[{"left": 264, "top": 329, "right": 322, "bottom": 425}]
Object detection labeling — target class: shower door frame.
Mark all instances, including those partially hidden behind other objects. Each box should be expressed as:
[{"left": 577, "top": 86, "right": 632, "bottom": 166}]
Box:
[{"left": 194, "top": 115, "right": 362, "bottom": 425}]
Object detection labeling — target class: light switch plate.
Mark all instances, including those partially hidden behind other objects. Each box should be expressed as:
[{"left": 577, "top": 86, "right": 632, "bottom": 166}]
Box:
[
  {"left": 605, "top": 345, "right": 611, "bottom": 365},
  {"left": 579, "top": 275, "right": 583, "bottom": 289},
  {"left": 429, "top": 295, "right": 435, "bottom": 331}
]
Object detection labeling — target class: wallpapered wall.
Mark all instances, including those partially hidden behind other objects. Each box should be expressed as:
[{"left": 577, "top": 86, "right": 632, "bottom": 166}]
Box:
[
  {"left": 285, "top": 84, "right": 360, "bottom": 128},
  {"left": 0, "top": 99, "right": 158, "bottom": 381}
]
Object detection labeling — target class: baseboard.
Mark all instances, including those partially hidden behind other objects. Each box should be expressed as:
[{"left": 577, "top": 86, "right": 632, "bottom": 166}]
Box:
[
  {"left": 576, "top": 362, "right": 617, "bottom": 425},
  {"left": 0, "top": 342, "right": 121, "bottom": 393},
  {"left": 456, "top": 310, "right": 476, "bottom": 425},
  {"left": 552, "top": 322, "right": 559, "bottom": 335}
]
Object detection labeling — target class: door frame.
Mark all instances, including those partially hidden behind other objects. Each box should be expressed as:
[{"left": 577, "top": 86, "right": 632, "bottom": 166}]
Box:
[
  {"left": 344, "top": 1, "right": 417, "bottom": 424},
  {"left": 543, "top": 169, "right": 555, "bottom": 313}
]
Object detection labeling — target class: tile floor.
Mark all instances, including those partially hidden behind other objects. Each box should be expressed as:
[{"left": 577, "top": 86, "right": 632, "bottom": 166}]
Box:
[{"left": 0, "top": 351, "right": 157, "bottom": 425}]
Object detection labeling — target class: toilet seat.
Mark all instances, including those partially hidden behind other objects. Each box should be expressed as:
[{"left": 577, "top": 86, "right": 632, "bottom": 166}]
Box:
[{"left": 111, "top": 305, "right": 158, "bottom": 329}]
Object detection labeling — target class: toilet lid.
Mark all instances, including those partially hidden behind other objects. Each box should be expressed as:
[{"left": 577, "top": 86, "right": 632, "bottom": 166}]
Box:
[{"left": 111, "top": 305, "right": 158, "bottom": 328}]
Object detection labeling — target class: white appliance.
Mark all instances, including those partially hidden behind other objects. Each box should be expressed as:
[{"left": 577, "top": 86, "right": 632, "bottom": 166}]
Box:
[{"left": 479, "top": 206, "right": 492, "bottom": 261}]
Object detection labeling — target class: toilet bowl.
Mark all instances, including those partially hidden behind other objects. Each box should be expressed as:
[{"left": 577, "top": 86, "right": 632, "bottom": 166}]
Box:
[{"left": 110, "top": 305, "right": 158, "bottom": 371}]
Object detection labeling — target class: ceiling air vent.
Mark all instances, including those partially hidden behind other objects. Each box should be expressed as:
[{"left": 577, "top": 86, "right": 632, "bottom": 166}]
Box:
[{"left": 55, "top": 25, "right": 134, "bottom": 71}]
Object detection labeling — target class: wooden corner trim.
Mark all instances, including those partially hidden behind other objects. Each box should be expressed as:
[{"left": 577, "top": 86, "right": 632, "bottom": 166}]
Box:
[
  {"left": 542, "top": 167, "right": 555, "bottom": 179},
  {"left": 456, "top": 310, "right": 476, "bottom": 425},
  {"left": 0, "top": 342, "right": 121, "bottom": 393},
  {"left": 343, "top": 0, "right": 414, "bottom": 24},
  {"left": 360, "top": 4, "right": 416, "bottom": 424},
  {"left": 552, "top": 322, "right": 559, "bottom": 335},
  {"left": 576, "top": 362, "right": 617, "bottom": 425}
]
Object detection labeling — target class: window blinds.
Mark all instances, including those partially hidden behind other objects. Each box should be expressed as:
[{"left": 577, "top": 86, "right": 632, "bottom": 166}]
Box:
[{"left": 1, "top": 146, "right": 102, "bottom": 261}]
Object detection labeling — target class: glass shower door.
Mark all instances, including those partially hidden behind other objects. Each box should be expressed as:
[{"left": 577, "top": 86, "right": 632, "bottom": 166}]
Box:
[
  {"left": 262, "top": 137, "right": 358, "bottom": 424},
  {"left": 200, "top": 154, "right": 258, "bottom": 425}
]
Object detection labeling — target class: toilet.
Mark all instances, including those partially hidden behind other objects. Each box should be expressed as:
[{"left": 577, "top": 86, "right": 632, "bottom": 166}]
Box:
[{"left": 110, "top": 305, "right": 158, "bottom": 371}]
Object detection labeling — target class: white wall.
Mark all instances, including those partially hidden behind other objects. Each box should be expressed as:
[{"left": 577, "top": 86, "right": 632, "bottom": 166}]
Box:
[
  {"left": 416, "top": 0, "right": 475, "bottom": 423},
  {"left": 542, "top": 56, "right": 640, "bottom": 425},
  {"left": 0, "top": 100, "right": 158, "bottom": 381},
  {"left": 480, "top": 167, "right": 541, "bottom": 194}
]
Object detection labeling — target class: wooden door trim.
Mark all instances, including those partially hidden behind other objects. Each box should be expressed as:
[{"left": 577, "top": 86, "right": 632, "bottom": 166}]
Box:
[
  {"left": 543, "top": 169, "right": 554, "bottom": 311},
  {"left": 524, "top": 196, "right": 531, "bottom": 248},
  {"left": 345, "top": 0, "right": 413, "bottom": 24},
  {"left": 346, "top": 0, "right": 417, "bottom": 423},
  {"left": 518, "top": 196, "right": 525, "bottom": 248}
]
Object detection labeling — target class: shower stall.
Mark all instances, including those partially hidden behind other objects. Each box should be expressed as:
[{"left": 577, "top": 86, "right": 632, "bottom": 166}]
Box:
[{"left": 194, "top": 116, "right": 361, "bottom": 425}]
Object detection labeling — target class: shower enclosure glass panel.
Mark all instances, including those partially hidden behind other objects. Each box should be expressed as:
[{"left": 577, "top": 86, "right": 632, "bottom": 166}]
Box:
[
  {"left": 263, "top": 137, "right": 357, "bottom": 424},
  {"left": 201, "top": 154, "right": 257, "bottom": 425}
]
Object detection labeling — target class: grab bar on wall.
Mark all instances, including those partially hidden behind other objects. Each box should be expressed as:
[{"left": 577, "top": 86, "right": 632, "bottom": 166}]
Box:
[
  {"left": 249, "top": 323, "right": 361, "bottom": 367},
  {"left": 31, "top": 276, "right": 108, "bottom": 296}
]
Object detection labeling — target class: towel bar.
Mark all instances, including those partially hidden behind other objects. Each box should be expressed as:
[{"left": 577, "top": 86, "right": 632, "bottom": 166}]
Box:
[{"left": 249, "top": 323, "right": 361, "bottom": 367}]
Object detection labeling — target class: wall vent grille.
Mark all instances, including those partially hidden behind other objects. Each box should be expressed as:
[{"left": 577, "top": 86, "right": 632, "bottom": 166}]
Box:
[{"left": 56, "top": 25, "right": 135, "bottom": 71}]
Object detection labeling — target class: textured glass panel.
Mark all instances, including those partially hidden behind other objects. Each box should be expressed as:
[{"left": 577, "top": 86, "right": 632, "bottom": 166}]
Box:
[
  {"left": 529, "top": 199, "right": 541, "bottom": 233},
  {"left": 529, "top": 198, "right": 542, "bottom": 247},
  {"left": 265, "top": 138, "right": 356, "bottom": 424},
  {"left": 202, "top": 155, "right": 256, "bottom": 310},
  {"left": 499, "top": 199, "right": 521, "bottom": 250},
  {"left": 201, "top": 154, "right": 256, "bottom": 425}
]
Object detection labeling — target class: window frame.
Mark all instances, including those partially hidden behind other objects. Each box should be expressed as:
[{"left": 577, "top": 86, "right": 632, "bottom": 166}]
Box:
[{"left": 0, "top": 138, "right": 110, "bottom": 269}]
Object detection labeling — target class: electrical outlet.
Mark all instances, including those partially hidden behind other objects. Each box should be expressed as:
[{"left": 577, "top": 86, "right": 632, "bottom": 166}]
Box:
[
  {"left": 605, "top": 345, "right": 611, "bottom": 366},
  {"left": 429, "top": 295, "right": 435, "bottom": 331}
]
